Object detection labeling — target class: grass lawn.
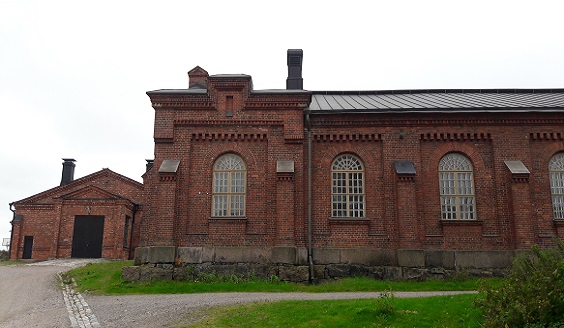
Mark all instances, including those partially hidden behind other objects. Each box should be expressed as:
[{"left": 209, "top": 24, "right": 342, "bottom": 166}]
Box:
[
  {"left": 187, "top": 294, "right": 482, "bottom": 328},
  {"left": 67, "top": 261, "right": 491, "bottom": 327},
  {"left": 67, "top": 261, "right": 497, "bottom": 295},
  {"left": 0, "top": 259, "right": 35, "bottom": 266}
]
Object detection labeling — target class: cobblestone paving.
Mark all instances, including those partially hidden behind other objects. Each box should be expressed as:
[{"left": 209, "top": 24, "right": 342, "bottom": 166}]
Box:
[
  {"left": 28, "top": 258, "right": 109, "bottom": 327},
  {"left": 59, "top": 273, "right": 101, "bottom": 328}
]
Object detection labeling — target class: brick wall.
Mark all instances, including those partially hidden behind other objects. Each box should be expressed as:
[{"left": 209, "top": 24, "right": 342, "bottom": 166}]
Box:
[
  {"left": 11, "top": 169, "right": 143, "bottom": 260},
  {"left": 143, "top": 72, "right": 564, "bottom": 256}
]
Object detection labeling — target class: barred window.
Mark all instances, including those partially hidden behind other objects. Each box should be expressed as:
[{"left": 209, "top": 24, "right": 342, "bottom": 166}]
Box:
[
  {"left": 212, "top": 154, "right": 246, "bottom": 217},
  {"left": 439, "top": 153, "right": 476, "bottom": 220},
  {"left": 331, "top": 154, "right": 365, "bottom": 218},
  {"left": 550, "top": 153, "right": 564, "bottom": 220}
]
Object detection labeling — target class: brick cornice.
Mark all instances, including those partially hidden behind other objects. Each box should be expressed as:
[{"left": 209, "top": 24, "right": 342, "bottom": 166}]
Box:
[
  {"left": 511, "top": 175, "right": 530, "bottom": 183},
  {"left": 420, "top": 132, "right": 492, "bottom": 142},
  {"left": 175, "top": 119, "right": 284, "bottom": 127},
  {"left": 14, "top": 204, "right": 55, "bottom": 210},
  {"left": 191, "top": 133, "right": 267, "bottom": 142},
  {"left": 313, "top": 133, "right": 381, "bottom": 142},
  {"left": 244, "top": 101, "right": 309, "bottom": 110},
  {"left": 159, "top": 175, "right": 177, "bottom": 182},
  {"left": 150, "top": 95, "right": 214, "bottom": 110},
  {"left": 276, "top": 172, "right": 294, "bottom": 181},
  {"left": 529, "top": 132, "right": 563, "bottom": 140},
  {"left": 397, "top": 176, "right": 415, "bottom": 182}
]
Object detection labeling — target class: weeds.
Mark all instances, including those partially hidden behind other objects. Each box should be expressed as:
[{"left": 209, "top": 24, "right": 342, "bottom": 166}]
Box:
[
  {"left": 375, "top": 289, "right": 396, "bottom": 317},
  {"left": 476, "top": 239, "right": 564, "bottom": 327}
]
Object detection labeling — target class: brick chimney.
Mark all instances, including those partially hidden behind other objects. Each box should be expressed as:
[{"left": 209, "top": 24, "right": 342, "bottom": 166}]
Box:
[
  {"left": 286, "top": 49, "right": 303, "bottom": 90},
  {"left": 188, "top": 66, "right": 209, "bottom": 89},
  {"left": 60, "top": 158, "right": 76, "bottom": 186}
]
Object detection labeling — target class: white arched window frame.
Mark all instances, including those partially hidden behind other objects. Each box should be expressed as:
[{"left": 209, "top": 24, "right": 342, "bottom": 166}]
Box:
[
  {"left": 212, "top": 154, "right": 246, "bottom": 217},
  {"left": 439, "top": 153, "right": 476, "bottom": 220},
  {"left": 549, "top": 153, "right": 564, "bottom": 220},
  {"left": 331, "top": 154, "right": 365, "bottom": 218}
]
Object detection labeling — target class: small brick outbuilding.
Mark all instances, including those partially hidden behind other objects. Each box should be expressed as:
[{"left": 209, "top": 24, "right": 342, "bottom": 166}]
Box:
[{"left": 9, "top": 160, "right": 143, "bottom": 260}]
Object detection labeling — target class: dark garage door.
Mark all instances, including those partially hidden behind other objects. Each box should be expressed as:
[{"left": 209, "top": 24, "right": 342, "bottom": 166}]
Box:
[{"left": 71, "top": 215, "right": 104, "bottom": 258}]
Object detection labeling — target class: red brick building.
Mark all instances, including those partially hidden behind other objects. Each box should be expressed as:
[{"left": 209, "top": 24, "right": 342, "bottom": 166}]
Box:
[
  {"left": 132, "top": 50, "right": 564, "bottom": 280},
  {"left": 9, "top": 160, "right": 143, "bottom": 260},
  {"left": 10, "top": 50, "right": 564, "bottom": 280}
]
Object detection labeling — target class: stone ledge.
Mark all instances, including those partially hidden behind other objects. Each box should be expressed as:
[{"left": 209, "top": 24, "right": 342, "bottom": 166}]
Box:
[{"left": 122, "top": 262, "right": 506, "bottom": 283}]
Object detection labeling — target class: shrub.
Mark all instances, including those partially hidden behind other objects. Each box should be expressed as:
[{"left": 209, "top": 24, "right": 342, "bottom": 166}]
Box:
[{"left": 476, "top": 239, "right": 564, "bottom": 327}]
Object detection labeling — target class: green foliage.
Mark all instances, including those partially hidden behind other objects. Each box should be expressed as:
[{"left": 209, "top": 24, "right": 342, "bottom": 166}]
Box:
[
  {"left": 476, "top": 240, "right": 564, "bottom": 327},
  {"left": 0, "top": 250, "right": 8, "bottom": 261}
]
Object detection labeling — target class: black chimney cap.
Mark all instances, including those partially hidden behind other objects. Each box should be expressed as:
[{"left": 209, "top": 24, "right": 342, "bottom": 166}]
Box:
[
  {"left": 60, "top": 158, "right": 76, "bottom": 186},
  {"left": 286, "top": 49, "right": 303, "bottom": 90}
]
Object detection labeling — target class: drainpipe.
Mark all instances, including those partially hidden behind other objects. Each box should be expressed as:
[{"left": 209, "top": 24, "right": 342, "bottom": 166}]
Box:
[
  {"left": 128, "top": 204, "right": 138, "bottom": 260},
  {"left": 8, "top": 202, "right": 15, "bottom": 259},
  {"left": 306, "top": 112, "right": 314, "bottom": 282}
]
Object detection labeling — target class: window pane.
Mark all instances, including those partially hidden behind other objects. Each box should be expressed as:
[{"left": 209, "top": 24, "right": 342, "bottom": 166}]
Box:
[
  {"left": 550, "top": 154, "right": 564, "bottom": 219},
  {"left": 331, "top": 155, "right": 365, "bottom": 218},
  {"left": 212, "top": 154, "right": 246, "bottom": 217},
  {"left": 439, "top": 153, "right": 475, "bottom": 220}
]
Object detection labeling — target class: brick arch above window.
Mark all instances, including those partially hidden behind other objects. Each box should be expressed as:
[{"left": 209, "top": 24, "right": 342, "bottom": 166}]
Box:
[
  {"left": 200, "top": 143, "right": 258, "bottom": 173},
  {"left": 427, "top": 142, "right": 486, "bottom": 174}
]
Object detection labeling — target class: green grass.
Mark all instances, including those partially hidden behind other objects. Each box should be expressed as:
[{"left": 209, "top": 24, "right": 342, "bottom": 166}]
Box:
[
  {"left": 0, "top": 259, "right": 35, "bottom": 266},
  {"left": 187, "top": 294, "right": 483, "bottom": 328},
  {"left": 68, "top": 261, "right": 491, "bottom": 327},
  {"left": 68, "top": 261, "right": 498, "bottom": 295}
]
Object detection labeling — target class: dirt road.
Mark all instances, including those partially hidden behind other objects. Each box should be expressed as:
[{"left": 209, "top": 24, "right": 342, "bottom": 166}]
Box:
[{"left": 0, "top": 264, "right": 69, "bottom": 327}]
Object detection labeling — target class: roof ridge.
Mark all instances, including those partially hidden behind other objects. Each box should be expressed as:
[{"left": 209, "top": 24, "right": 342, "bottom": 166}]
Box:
[{"left": 12, "top": 168, "right": 142, "bottom": 204}]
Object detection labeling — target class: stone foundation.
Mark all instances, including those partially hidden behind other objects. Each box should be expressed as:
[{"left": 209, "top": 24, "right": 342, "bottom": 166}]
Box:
[{"left": 123, "top": 246, "right": 513, "bottom": 282}]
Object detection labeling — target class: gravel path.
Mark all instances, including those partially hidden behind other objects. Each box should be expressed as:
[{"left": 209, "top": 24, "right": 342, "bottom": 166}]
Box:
[
  {"left": 0, "top": 264, "right": 69, "bottom": 327},
  {"left": 85, "top": 291, "right": 477, "bottom": 327}
]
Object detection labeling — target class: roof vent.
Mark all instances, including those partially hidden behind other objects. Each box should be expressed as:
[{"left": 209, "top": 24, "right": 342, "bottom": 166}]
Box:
[{"left": 286, "top": 49, "right": 303, "bottom": 90}]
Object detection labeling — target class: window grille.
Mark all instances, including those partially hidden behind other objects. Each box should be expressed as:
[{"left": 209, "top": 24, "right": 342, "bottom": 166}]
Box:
[
  {"left": 212, "top": 154, "right": 246, "bottom": 217},
  {"left": 439, "top": 153, "right": 476, "bottom": 220},
  {"left": 550, "top": 153, "right": 564, "bottom": 220},
  {"left": 331, "top": 155, "right": 365, "bottom": 218}
]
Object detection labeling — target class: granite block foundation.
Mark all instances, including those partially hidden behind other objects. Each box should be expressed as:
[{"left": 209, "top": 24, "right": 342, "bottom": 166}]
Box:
[{"left": 123, "top": 246, "right": 511, "bottom": 282}]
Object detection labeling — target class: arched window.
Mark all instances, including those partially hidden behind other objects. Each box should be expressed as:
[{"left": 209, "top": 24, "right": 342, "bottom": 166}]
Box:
[
  {"left": 332, "top": 154, "right": 365, "bottom": 218},
  {"left": 439, "top": 153, "right": 475, "bottom": 220},
  {"left": 549, "top": 153, "right": 564, "bottom": 220},
  {"left": 212, "top": 154, "right": 246, "bottom": 217}
]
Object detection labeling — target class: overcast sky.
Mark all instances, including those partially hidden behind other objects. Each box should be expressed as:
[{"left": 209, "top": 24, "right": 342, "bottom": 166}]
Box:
[{"left": 1, "top": 0, "right": 563, "bottom": 247}]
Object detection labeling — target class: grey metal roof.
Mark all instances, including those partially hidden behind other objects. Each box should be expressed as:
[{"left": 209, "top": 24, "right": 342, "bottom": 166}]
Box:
[{"left": 308, "top": 89, "right": 564, "bottom": 113}]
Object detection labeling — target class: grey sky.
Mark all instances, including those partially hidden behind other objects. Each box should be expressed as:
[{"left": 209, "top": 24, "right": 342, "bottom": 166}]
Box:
[{"left": 1, "top": 0, "right": 563, "bottom": 246}]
